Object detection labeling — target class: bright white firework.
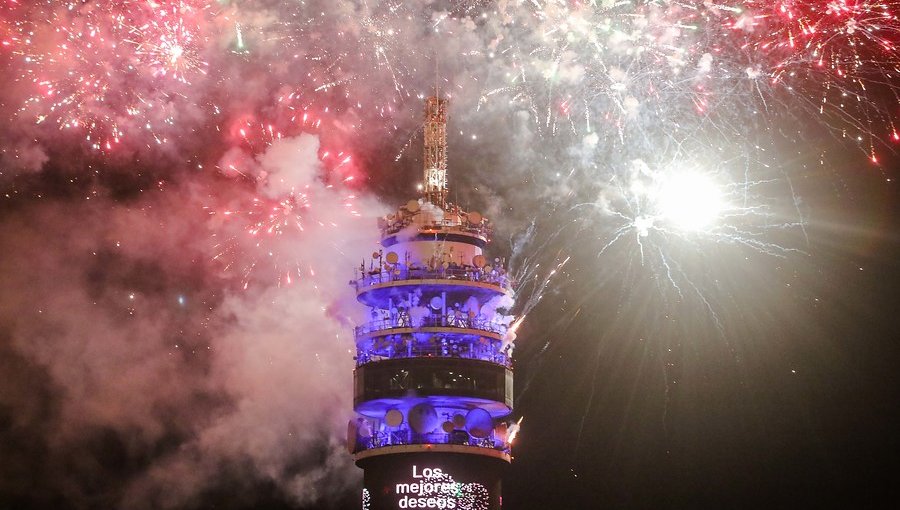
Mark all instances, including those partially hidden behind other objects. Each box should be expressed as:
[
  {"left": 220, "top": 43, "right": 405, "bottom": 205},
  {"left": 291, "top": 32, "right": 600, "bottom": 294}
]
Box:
[
  {"left": 652, "top": 170, "right": 725, "bottom": 233},
  {"left": 578, "top": 151, "right": 806, "bottom": 311}
]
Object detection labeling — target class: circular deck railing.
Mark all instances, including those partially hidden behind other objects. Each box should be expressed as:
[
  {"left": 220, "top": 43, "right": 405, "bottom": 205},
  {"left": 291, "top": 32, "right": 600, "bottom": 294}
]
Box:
[
  {"left": 352, "top": 428, "right": 510, "bottom": 456},
  {"left": 354, "top": 314, "right": 508, "bottom": 338},
  {"left": 352, "top": 267, "right": 512, "bottom": 292}
]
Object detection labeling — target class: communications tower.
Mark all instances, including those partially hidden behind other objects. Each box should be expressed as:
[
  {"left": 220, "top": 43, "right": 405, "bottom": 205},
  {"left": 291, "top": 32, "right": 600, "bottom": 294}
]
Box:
[{"left": 349, "top": 96, "right": 516, "bottom": 510}]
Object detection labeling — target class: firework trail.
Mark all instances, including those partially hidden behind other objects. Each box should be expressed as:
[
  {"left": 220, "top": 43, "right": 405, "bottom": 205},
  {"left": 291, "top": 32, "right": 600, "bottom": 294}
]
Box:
[
  {"left": 2, "top": 0, "right": 211, "bottom": 151},
  {"left": 206, "top": 111, "right": 360, "bottom": 289},
  {"left": 3, "top": 0, "right": 894, "bottom": 307},
  {"left": 479, "top": 1, "right": 900, "bottom": 156},
  {"left": 3, "top": 1, "right": 897, "bottom": 165}
]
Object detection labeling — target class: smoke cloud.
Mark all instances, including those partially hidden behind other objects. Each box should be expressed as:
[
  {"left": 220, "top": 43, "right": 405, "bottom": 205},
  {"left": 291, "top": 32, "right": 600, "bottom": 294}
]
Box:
[
  {"left": 0, "top": 4, "right": 651, "bottom": 503},
  {"left": 0, "top": 0, "right": 851, "bottom": 507},
  {"left": 0, "top": 132, "right": 386, "bottom": 508}
]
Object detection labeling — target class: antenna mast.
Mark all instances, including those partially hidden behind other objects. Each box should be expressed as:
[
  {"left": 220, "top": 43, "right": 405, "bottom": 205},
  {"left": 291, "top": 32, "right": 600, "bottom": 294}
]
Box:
[{"left": 423, "top": 95, "right": 448, "bottom": 208}]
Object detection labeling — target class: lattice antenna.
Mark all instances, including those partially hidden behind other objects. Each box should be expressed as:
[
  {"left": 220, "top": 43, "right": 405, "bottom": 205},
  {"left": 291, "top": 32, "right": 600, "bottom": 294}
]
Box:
[{"left": 423, "top": 95, "right": 448, "bottom": 208}]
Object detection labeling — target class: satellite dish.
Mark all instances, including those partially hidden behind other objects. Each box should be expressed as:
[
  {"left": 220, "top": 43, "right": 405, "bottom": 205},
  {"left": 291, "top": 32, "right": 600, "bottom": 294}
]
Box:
[
  {"left": 465, "top": 408, "right": 493, "bottom": 439},
  {"left": 441, "top": 421, "right": 455, "bottom": 433},
  {"left": 452, "top": 413, "right": 466, "bottom": 428},
  {"left": 450, "top": 429, "right": 470, "bottom": 445},
  {"left": 495, "top": 257, "right": 501, "bottom": 263},
  {"left": 468, "top": 211, "right": 482, "bottom": 224},
  {"left": 358, "top": 420, "right": 372, "bottom": 438},
  {"left": 385, "top": 252, "right": 399, "bottom": 264},
  {"left": 406, "top": 200, "right": 420, "bottom": 212},
  {"left": 385, "top": 409, "right": 403, "bottom": 428},
  {"left": 472, "top": 254, "right": 486, "bottom": 268},
  {"left": 409, "top": 403, "right": 439, "bottom": 434},
  {"left": 347, "top": 420, "right": 359, "bottom": 453},
  {"left": 430, "top": 296, "right": 443, "bottom": 309},
  {"left": 372, "top": 251, "right": 381, "bottom": 259},
  {"left": 495, "top": 422, "right": 509, "bottom": 442}
]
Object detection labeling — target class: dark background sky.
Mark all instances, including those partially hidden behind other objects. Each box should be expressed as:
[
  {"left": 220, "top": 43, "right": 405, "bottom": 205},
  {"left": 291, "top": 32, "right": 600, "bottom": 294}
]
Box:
[{"left": 505, "top": 151, "right": 900, "bottom": 509}]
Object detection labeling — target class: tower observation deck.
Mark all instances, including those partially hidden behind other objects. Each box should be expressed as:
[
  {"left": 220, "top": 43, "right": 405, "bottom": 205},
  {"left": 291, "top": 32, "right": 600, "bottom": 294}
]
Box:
[{"left": 349, "top": 97, "right": 516, "bottom": 510}]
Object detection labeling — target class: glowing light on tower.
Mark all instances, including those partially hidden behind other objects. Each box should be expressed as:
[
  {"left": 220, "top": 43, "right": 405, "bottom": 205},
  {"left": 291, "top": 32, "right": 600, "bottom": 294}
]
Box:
[{"left": 349, "top": 97, "right": 515, "bottom": 510}]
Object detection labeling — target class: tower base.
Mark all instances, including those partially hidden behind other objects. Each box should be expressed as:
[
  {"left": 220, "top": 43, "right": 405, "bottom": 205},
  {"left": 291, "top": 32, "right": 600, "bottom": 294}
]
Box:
[{"left": 357, "top": 448, "right": 508, "bottom": 510}]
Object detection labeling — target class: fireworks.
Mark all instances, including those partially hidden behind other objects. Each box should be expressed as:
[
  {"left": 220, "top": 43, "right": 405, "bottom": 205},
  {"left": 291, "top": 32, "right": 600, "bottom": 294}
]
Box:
[
  {"left": 3, "top": 1, "right": 900, "bottom": 287},
  {"left": 553, "top": 147, "right": 806, "bottom": 326},
  {"left": 3, "top": 0, "right": 210, "bottom": 150},
  {"left": 125, "top": 1, "right": 209, "bottom": 84},
  {"left": 478, "top": 1, "right": 900, "bottom": 159},
  {"left": 635, "top": 167, "right": 727, "bottom": 234},
  {"left": 212, "top": 190, "right": 312, "bottom": 289},
  {"left": 210, "top": 116, "right": 360, "bottom": 289},
  {"left": 4, "top": 1, "right": 899, "bottom": 161},
  {"left": 211, "top": 183, "right": 355, "bottom": 290},
  {"left": 245, "top": 191, "right": 310, "bottom": 238}
]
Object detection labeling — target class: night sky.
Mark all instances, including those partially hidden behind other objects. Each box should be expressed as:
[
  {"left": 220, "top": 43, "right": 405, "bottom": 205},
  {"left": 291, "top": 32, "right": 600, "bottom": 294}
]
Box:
[
  {"left": 505, "top": 149, "right": 900, "bottom": 508},
  {"left": 2, "top": 2, "right": 900, "bottom": 509}
]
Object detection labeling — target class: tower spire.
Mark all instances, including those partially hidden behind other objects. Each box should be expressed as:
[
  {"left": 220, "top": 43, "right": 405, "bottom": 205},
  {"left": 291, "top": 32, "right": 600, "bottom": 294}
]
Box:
[{"left": 423, "top": 95, "right": 448, "bottom": 208}]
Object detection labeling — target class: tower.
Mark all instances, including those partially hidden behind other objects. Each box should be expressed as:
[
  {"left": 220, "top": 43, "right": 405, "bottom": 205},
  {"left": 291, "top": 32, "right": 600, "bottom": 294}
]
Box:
[{"left": 349, "top": 97, "right": 515, "bottom": 510}]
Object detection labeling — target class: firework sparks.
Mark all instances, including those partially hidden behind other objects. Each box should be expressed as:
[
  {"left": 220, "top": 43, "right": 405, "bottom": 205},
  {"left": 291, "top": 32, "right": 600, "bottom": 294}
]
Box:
[
  {"left": 212, "top": 189, "right": 313, "bottom": 289},
  {"left": 4, "top": 0, "right": 210, "bottom": 151},
  {"left": 478, "top": 1, "right": 900, "bottom": 161},
  {"left": 4, "top": 1, "right": 899, "bottom": 165},
  {"left": 125, "top": 1, "right": 209, "bottom": 84},
  {"left": 555, "top": 147, "right": 806, "bottom": 327},
  {"left": 209, "top": 115, "right": 360, "bottom": 289}
]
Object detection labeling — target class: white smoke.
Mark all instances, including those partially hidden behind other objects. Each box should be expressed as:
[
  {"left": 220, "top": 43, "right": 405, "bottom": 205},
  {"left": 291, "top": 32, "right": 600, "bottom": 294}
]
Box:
[{"left": 0, "top": 133, "right": 389, "bottom": 508}]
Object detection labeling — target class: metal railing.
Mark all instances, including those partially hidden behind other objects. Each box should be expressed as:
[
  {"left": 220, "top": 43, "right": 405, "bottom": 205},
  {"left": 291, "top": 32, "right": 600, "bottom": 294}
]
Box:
[
  {"left": 354, "top": 347, "right": 511, "bottom": 368},
  {"left": 380, "top": 216, "right": 492, "bottom": 239},
  {"left": 353, "top": 266, "right": 512, "bottom": 292},
  {"left": 354, "top": 314, "right": 508, "bottom": 337},
  {"left": 352, "top": 428, "right": 509, "bottom": 455}
]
